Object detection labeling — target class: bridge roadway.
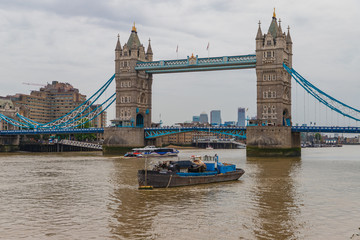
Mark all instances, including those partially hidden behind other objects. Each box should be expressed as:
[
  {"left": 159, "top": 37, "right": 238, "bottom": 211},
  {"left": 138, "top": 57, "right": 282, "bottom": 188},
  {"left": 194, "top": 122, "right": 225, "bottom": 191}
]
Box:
[{"left": 1, "top": 126, "right": 360, "bottom": 137}]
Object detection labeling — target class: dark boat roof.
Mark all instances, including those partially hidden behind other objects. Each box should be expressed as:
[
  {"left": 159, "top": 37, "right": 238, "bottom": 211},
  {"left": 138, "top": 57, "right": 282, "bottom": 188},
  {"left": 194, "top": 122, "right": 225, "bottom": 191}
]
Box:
[{"left": 170, "top": 160, "right": 193, "bottom": 168}]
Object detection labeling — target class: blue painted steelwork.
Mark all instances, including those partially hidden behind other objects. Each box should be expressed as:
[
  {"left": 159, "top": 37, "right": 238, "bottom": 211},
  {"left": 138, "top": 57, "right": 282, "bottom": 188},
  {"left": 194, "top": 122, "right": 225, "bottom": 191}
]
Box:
[
  {"left": 0, "top": 113, "right": 33, "bottom": 128},
  {"left": 135, "top": 54, "right": 256, "bottom": 74},
  {"left": 291, "top": 126, "right": 360, "bottom": 133},
  {"left": 144, "top": 126, "right": 247, "bottom": 139},
  {"left": 1, "top": 126, "right": 359, "bottom": 136},
  {"left": 14, "top": 74, "right": 115, "bottom": 129},
  {"left": 1, "top": 74, "right": 116, "bottom": 130},
  {"left": 0, "top": 128, "right": 104, "bottom": 135},
  {"left": 63, "top": 93, "right": 116, "bottom": 129},
  {"left": 283, "top": 64, "right": 360, "bottom": 122},
  {"left": 144, "top": 126, "right": 360, "bottom": 139}
]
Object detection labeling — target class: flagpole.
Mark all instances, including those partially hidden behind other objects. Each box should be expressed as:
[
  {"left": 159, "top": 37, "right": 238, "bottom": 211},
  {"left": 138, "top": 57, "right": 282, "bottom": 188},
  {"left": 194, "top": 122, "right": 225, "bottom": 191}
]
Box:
[
  {"left": 176, "top": 44, "right": 178, "bottom": 59},
  {"left": 207, "top": 42, "right": 210, "bottom": 59}
]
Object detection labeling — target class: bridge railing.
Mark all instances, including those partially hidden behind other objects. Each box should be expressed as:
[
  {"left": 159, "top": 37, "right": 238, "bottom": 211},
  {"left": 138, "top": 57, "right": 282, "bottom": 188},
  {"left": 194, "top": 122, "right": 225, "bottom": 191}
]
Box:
[
  {"left": 291, "top": 126, "right": 360, "bottom": 133},
  {"left": 59, "top": 139, "right": 102, "bottom": 150},
  {"left": 0, "top": 128, "right": 104, "bottom": 135},
  {"left": 144, "top": 126, "right": 247, "bottom": 139}
]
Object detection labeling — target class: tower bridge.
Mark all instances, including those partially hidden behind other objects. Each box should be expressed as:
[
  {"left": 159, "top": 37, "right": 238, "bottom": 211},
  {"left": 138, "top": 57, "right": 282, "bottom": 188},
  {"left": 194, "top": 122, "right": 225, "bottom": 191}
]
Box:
[
  {"left": 103, "top": 10, "right": 299, "bottom": 157},
  {"left": 1, "top": 10, "right": 360, "bottom": 155}
]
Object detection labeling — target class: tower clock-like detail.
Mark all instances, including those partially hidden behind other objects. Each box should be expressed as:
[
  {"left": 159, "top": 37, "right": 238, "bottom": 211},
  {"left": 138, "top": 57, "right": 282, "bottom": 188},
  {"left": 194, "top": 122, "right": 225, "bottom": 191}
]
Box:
[{"left": 255, "top": 10, "right": 293, "bottom": 126}]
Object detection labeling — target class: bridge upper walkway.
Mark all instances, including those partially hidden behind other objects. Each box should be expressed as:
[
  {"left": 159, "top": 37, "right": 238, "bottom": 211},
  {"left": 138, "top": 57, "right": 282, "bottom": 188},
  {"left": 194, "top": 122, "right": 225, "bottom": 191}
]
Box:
[{"left": 135, "top": 54, "right": 256, "bottom": 74}]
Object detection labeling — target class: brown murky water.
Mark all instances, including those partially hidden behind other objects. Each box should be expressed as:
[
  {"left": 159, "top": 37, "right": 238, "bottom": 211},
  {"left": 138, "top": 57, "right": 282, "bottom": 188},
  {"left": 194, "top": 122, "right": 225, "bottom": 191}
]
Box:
[{"left": 0, "top": 146, "right": 359, "bottom": 239}]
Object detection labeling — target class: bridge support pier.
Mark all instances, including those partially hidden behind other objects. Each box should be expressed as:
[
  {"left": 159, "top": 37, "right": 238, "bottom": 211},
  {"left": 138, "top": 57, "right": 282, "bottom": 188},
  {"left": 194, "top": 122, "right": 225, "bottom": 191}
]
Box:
[
  {"left": 102, "top": 127, "right": 144, "bottom": 155},
  {"left": 246, "top": 126, "right": 301, "bottom": 157},
  {"left": 0, "top": 135, "right": 20, "bottom": 152}
]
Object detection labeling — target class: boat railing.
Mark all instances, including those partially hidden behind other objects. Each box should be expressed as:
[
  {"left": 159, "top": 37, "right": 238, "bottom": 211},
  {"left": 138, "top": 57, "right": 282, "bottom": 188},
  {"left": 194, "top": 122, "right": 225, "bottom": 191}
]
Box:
[{"left": 203, "top": 155, "right": 219, "bottom": 162}]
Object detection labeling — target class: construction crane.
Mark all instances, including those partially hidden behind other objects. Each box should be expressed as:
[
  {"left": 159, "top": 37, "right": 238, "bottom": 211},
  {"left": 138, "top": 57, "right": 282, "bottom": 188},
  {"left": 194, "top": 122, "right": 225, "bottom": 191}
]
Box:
[{"left": 22, "top": 82, "right": 46, "bottom": 87}]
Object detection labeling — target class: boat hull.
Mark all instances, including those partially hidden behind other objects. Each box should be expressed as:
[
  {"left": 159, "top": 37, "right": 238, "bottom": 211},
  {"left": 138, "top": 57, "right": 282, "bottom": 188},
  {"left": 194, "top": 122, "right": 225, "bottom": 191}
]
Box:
[{"left": 138, "top": 168, "right": 245, "bottom": 188}]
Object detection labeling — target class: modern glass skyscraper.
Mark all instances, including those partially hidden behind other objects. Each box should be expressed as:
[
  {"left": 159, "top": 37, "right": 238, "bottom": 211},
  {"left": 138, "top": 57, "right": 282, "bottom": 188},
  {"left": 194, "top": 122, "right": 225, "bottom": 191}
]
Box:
[
  {"left": 237, "top": 107, "right": 246, "bottom": 126},
  {"left": 210, "top": 110, "right": 221, "bottom": 126},
  {"left": 199, "top": 112, "right": 208, "bottom": 124},
  {"left": 192, "top": 116, "right": 200, "bottom": 122}
]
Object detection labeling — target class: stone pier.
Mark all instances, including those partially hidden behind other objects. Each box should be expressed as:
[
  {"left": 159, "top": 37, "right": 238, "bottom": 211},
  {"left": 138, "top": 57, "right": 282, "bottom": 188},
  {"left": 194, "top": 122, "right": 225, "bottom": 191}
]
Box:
[
  {"left": 246, "top": 126, "right": 300, "bottom": 157},
  {"left": 0, "top": 135, "right": 20, "bottom": 152},
  {"left": 102, "top": 127, "right": 144, "bottom": 154}
]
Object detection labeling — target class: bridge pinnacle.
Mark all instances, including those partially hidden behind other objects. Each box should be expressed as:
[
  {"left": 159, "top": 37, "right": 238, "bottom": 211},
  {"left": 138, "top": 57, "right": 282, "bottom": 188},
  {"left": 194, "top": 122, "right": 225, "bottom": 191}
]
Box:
[
  {"left": 273, "top": 7, "right": 276, "bottom": 18},
  {"left": 286, "top": 25, "right": 292, "bottom": 43},
  {"left": 277, "top": 18, "right": 283, "bottom": 37},
  {"left": 132, "top": 22, "right": 137, "bottom": 32},
  {"left": 256, "top": 21, "right": 263, "bottom": 40},
  {"left": 115, "top": 34, "right": 121, "bottom": 51},
  {"left": 146, "top": 38, "right": 153, "bottom": 56}
]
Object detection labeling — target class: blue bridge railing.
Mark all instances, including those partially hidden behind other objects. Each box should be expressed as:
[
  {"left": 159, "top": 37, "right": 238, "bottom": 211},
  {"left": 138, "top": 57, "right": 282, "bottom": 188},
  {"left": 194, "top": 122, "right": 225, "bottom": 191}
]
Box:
[
  {"left": 1, "top": 126, "right": 360, "bottom": 136},
  {"left": 0, "top": 128, "right": 104, "bottom": 135},
  {"left": 291, "top": 126, "right": 360, "bottom": 133}
]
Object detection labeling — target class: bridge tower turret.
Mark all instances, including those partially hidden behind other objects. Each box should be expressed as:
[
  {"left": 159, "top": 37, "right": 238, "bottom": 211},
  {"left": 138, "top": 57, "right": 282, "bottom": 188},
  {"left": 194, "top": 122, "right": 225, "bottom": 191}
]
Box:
[
  {"left": 247, "top": 10, "right": 300, "bottom": 157},
  {"left": 113, "top": 23, "right": 153, "bottom": 128},
  {"left": 255, "top": 10, "right": 293, "bottom": 126},
  {"left": 103, "top": 24, "right": 154, "bottom": 153}
]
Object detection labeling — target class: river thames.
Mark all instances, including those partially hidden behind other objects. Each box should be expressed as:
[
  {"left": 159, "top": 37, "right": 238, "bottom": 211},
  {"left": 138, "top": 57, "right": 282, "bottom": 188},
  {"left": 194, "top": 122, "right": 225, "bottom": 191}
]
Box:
[{"left": 0, "top": 146, "right": 359, "bottom": 239}]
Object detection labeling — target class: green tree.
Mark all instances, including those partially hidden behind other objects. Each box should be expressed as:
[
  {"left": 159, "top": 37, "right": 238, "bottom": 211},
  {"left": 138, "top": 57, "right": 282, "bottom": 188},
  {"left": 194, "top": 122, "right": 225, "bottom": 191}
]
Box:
[
  {"left": 74, "top": 118, "right": 96, "bottom": 141},
  {"left": 314, "top": 133, "right": 322, "bottom": 143}
]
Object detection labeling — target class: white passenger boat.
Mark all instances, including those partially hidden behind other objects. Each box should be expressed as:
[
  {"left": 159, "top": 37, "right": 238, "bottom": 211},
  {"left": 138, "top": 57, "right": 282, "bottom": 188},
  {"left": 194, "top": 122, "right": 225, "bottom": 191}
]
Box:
[{"left": 131, "top": 146, "right": 179, "bottom": 157}]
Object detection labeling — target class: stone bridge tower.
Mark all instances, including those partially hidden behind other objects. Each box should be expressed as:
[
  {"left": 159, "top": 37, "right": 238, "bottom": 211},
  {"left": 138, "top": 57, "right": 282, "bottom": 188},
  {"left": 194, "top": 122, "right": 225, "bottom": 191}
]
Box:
[
  {"left": 113, "top": 23, "right": 153, "bottom": 128},
  {"left": 255, "top": 10, "right": 293, "bottom": 126},
  {"left": 103, "top": 24, "right": 153, "bottom": 153},
  {"left": 247, "top": 10, "right": 301, "bottom": 157}
]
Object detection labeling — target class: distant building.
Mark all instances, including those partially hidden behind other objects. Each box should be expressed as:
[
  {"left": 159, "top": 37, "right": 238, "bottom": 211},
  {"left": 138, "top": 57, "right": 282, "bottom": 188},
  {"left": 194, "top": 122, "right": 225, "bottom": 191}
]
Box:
[
  {"left": 192, "top": 116, "right": 200, "bottom": 122},
  {"left": 224, "top": 121, "right": 236, "bottom": 127},
  {"left": 210, "top": 110, "right": 221, "bottom": 126},
  {"left": 237, "top": 107, "right": 246, "bottom": 126},
  {"left": 7, "top": 81, "right": 106, "bottom": 127},
  {"left": 0, "top": 98, "right": 19, "bottom": 130},
  {"left": 199, "top": 112, "right": 208, "bottom": 124},
  {"left": 89, "top": 104, "right": 107, "bottom": 128}
]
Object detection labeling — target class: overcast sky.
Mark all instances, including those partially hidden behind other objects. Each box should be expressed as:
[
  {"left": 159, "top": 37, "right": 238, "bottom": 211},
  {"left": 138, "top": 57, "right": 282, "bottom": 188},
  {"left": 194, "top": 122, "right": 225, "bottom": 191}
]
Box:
[{"left": 0, "top": 0, "right": 359, "bottom": 126}]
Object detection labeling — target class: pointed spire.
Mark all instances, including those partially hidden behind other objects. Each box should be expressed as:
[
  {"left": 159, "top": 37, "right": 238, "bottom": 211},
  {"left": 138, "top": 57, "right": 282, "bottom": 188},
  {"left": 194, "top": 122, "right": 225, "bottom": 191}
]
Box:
[
  {"left": 256, "top": 20, "right": 263, "bottom": 40},
  {"left": 268, "top": 15, "right": 278, "bottom": 38},
  {"left": 286, "top": 26, "right": 292, "bottom": 43},
  {"left": 146, "top": 38, "right": 153, "bottom": 55},
  {"left": 277, "top": 18, "right": 283, "bottom": 38},
  {"left": 127, "top": 23, "right": 141, "bottom": 49},
  {"left": 115, "top": 34, "right": 122, "bottom": 51}
]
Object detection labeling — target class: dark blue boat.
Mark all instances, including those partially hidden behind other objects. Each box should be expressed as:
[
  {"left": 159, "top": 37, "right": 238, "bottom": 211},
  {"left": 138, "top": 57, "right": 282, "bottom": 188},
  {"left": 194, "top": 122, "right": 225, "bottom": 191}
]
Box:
[{"left": 138, "top": 155, "right": 245, "bottom": 188}]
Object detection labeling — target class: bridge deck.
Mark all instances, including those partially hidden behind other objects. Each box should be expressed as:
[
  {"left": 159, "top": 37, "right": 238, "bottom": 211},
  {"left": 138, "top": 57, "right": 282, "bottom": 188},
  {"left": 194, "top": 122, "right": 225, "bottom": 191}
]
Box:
[{"left": 1, "top": 126, "right": 359, "bottom": 136}]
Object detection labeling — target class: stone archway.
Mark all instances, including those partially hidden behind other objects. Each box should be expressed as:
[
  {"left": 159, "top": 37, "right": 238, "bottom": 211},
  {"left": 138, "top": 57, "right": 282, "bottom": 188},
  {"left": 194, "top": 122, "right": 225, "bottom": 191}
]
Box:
[{"left": 136, "top": 114, "right": 144, "bottom": 127}]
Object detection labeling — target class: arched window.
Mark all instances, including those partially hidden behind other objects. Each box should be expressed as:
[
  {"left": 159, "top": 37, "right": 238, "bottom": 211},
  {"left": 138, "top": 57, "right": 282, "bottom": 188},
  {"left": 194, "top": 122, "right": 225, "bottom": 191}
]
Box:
[
  {"left": 140, "top": 93, "right": 145, "bottom": 103},
  {"left": 136, "top": 114, "right": 144, "bottom": 127}
]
